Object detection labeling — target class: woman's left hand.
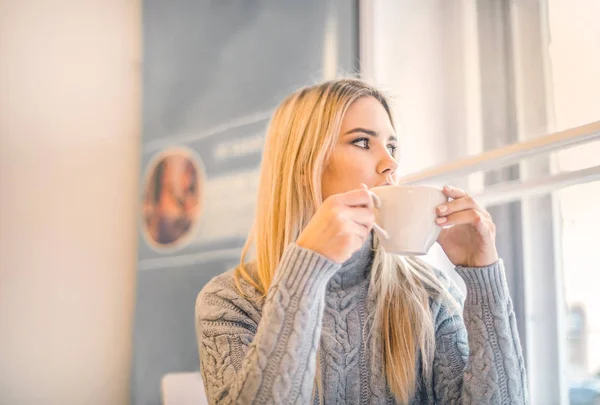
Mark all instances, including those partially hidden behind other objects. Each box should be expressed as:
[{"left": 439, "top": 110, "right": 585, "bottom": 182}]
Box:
[{"left": 435, "top": 185, "right": 499, "bottom": 268}]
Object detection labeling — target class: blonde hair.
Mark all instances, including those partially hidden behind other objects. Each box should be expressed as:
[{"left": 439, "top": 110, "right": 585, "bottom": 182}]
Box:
[{"left": 234, "top": 78, "right": 459, "bottom": 404}]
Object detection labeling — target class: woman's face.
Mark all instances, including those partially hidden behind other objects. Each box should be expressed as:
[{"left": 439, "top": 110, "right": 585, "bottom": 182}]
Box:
[{"left": 321, "top": 96, "right": 399, "bottom": 200}]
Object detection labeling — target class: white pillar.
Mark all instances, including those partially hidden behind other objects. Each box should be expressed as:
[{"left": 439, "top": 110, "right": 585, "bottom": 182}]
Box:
[{"left": 0, "top": 2, "right": 141, "bottom": 405}]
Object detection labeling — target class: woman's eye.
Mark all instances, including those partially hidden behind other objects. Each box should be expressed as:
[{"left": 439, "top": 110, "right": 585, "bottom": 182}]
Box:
[
  {"left": 353, "top": 138, "right": 369, "bottom": 149},
  {"left": 387, "top": 145, "right": 397, "bottom": 155}
]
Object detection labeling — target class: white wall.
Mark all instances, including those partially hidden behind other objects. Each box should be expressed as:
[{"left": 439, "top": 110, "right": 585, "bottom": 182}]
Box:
[{"left": 0, "top": 2, "right": 141, "bottom": 404}]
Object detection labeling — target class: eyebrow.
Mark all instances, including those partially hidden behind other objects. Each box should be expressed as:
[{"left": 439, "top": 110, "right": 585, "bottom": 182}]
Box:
[{"left": 343, "top": 127, "right": 397, "bottom": 142}]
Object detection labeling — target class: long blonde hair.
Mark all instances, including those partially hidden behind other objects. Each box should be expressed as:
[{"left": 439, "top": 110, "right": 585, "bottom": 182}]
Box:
[{"left": 234, "top": 78, "right": 458, "bottom": 404}]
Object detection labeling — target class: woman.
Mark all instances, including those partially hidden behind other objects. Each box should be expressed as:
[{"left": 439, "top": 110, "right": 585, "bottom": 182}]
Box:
[{"left": 195, "top": 79, "right": 528, "bottom": 404}]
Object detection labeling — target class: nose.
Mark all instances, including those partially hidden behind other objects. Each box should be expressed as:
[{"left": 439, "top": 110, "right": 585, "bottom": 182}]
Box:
[{"left": 377, "top": 150, "right": 398, "bottom": 177}]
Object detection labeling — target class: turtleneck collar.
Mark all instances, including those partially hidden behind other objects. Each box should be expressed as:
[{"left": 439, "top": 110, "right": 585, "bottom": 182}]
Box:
[{"left": 327, "top": 232, "right": 375, "bottom": 291}]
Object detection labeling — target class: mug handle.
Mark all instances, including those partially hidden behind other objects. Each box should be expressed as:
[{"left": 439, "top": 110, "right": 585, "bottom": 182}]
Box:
[{"left": 366, "top": 190, "right": 390, "bottom": 240}]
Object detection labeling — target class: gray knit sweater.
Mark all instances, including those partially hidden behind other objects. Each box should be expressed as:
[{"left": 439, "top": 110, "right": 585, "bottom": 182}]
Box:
[{"left": 195, "top": 234, "right": 529, "bottom": 404}]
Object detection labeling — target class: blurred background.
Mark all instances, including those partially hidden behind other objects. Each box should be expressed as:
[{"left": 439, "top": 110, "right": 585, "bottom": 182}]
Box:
[{"left": 1, "top": 1, "right": 599, "bottom": 404}]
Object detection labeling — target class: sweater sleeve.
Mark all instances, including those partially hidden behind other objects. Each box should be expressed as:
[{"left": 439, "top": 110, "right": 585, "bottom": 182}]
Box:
[
  {"left": 432, "top": 259, "right": 529, "bottom": 405},
  {"left": 195, "top": 243, "right": 341, "bottom": 405}
]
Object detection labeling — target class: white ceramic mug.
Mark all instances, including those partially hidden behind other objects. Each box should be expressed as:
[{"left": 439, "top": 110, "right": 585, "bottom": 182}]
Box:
[{"left": 368, "top": 185, "right": 448, "bottom": 255}]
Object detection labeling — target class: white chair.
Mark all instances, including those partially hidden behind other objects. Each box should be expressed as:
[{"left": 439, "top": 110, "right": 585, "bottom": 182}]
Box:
[{"left": 161, "top": 372, "right": 208, "bottom": 405}]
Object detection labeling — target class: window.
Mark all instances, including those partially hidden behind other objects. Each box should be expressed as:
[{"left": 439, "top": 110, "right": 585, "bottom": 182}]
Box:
[
  {"left": 548, "top": 0, "right": 600, "bottom": 401},
  {"left": 361, "top": 0, "right": 600, "bottom": 403}
]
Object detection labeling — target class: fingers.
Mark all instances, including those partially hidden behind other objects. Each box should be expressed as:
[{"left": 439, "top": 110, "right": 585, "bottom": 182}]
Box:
[
  {"left": 347, "top": 207, "right": 376, "bottom": 228},
  {"left": 343, "top": 191, "right": 385, "bottom": 238},
  {"left": 442, "top": 185, "right": 467, "bottom": 199},
  {"left": 360, "top": 183, "right": 377, "bottom": 209},
  {"left": 332, "top": 219, "right": 371, "bottom": 253},
  {"left": 324, "top": 188, "right": 378, "bottom": 238},
  {"left": 439, "top": 185, "right": 491, "bottom": 219},
  {"left": 345, "top": 219, "right": 372, "bottom": 240},
  {"left": 435, "top": 208, "right": 492, "bottom": 233},
  {"left": 329, "top": 187, "right": 374, "bottom": 208}
]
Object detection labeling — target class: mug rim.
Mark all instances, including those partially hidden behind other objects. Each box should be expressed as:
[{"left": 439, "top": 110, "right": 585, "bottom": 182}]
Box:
[{"left": 370, "top": 184, "right": 443, "bottom": 192}]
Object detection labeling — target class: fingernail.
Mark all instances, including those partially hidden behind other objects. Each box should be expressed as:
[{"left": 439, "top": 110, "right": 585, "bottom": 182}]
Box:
[
  {"left": 437, "top": 204, "right": 447, "bottom": 213},
  {"left": 444, "top": 185, "right": 453, "bottom": 192},
  {"left": 436, "top": 217, "right": 447, "bottom": 224},
  {"left": 361, "top": 183, "right": 368, "bottom": 190}
]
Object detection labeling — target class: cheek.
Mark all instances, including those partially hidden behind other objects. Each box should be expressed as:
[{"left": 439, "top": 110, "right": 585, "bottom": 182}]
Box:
[
  {"left": 326, "top": 152, "right": 360, "bottom": 179},
  {"left": 335, "top": 147, "right": 375, "bottom": 174},
  {"left": 322, "top": 150, "right": 372, "bottom": 193}
]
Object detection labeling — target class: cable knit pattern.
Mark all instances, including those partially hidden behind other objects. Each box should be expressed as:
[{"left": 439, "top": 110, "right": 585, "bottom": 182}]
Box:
[{"left": 195, "top": 236, "right": 529, "bottom": 404}]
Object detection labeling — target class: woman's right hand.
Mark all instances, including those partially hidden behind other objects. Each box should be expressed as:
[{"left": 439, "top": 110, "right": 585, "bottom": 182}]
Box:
[{"left": 296, "top": 187, "right": 376, "bottom": 263}]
